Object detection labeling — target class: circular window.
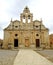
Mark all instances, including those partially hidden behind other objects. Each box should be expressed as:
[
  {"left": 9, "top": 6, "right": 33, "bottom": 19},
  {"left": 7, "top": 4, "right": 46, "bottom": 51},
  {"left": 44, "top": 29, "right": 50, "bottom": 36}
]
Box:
[
  {"left": 36, "top": 34, "right": 39, "bottom": 36},
  {"left": 36, "top": 26, "right": 38, "bottom": 28},
  {"left": 15, "top": 34, "right": 18, "bottom": 36}
]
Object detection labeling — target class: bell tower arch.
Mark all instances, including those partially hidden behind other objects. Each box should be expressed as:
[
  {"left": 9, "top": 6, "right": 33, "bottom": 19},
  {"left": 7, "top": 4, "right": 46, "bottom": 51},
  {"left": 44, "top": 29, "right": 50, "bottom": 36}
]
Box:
[{"left": 20, "top": 6, "right": 33, "bottom": 23}]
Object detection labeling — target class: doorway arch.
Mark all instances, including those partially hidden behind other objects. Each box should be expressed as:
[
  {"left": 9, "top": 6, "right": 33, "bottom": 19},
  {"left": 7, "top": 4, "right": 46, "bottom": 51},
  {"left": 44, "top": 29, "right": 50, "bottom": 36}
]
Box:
[
  {"left": 14, "top": 39, "right": 18, "bottom": 47},
  {"left": 36, "top": 39, "right": 40, "bottom": 47}
]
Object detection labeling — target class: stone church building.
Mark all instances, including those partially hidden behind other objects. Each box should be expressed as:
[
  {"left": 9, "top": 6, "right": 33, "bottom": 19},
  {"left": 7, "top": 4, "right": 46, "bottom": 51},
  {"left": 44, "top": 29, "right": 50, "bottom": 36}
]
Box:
[{"left": 3, "top": 7, "right": 50, "bottom": 49}]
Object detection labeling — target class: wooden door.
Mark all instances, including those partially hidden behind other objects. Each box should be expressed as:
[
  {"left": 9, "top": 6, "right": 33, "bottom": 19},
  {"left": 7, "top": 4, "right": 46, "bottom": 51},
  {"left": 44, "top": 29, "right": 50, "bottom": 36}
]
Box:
[
  {"left": 14, "top": 39, "right": 18, "bottom": 47},
  {"left": 36, "top": 39, "right": 40, "bottom": 47},
  {"left": 25, "top": 39, "right": 29, "bottom": 47}
]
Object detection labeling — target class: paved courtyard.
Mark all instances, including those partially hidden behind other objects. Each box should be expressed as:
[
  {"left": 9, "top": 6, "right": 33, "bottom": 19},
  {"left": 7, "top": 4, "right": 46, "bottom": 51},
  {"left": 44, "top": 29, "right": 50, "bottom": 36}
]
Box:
[
  {"left": 0, "top": 50, "right": 18, "bottom": 65},
  {"left": 36, "top": 49, "right": 53, "bottom": 62},
  {"left": 13, "top": 49, "right": 53, "bottom": 65},
  {"left": 0, "top": 49, "right": 53, "bottom": 65}
]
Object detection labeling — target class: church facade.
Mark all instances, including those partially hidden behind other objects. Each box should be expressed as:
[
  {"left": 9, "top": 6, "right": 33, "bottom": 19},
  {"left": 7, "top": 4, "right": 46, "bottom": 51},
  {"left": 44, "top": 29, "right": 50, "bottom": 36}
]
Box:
[{"left": 3, "top": 7, "right": 50, "bottom": 49}]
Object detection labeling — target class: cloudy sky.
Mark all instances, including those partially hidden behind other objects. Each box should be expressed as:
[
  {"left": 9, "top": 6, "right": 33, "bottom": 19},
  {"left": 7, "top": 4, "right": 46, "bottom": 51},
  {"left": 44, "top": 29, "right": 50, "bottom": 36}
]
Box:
[{"left": 0, "top": 0, "right": 53, "bottom": 39}]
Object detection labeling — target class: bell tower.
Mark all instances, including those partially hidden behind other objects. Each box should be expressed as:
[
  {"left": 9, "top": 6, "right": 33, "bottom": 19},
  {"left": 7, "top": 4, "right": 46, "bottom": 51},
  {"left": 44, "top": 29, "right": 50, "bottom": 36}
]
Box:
[{"left": 20, "top": 6, "right": 33, "bottom": 23}]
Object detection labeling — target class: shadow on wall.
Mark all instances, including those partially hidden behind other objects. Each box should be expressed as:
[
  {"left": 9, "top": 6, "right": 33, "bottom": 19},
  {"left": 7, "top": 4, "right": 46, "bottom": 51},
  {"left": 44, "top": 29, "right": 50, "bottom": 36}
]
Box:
[{"left": 0, "top": 39, "right": 3, "bottom": 49}]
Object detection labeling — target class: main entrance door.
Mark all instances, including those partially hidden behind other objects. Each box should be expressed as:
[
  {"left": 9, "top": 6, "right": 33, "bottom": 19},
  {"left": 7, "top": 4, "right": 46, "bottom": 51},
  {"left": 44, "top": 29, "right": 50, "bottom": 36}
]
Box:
[
  {"left": 14, "top": 39, "right": 18, "bottom": 47},
  {"left": 25, "top": 39, "right": 29, "bottom": 47},
  {"left": 36, "top": 39, "right": 40, "bottom": 47}
]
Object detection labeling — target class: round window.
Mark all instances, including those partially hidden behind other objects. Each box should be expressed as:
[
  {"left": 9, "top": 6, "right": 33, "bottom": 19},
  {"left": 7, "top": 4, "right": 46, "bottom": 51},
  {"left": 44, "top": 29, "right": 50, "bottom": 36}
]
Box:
[
  {"left": 36, "top": 34, "right": 39, "bottom": 36},
  {"left": 15, "top": 34, "right": 18, "bottom": 36}
]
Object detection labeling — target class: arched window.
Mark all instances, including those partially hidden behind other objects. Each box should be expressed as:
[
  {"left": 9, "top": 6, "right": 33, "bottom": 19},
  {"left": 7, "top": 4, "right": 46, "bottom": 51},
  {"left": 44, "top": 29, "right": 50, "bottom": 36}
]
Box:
[
  {"left": 28, "top": 15, "right": 30, "bottom": 19},
  {"left": 36, "top": 26, "right": 38, "bottom": 28},
  {"left": 36, "top": 34, "right": 39, "bottom": 36},
  {"left": 15, "top": 34, "right": 18, "bottom": 36},
  {"left": 23, "top": 15, "right": 25, "bottom": 23},
  {"left": 28, "top": 15, "right": 30, "bottom": 23}
]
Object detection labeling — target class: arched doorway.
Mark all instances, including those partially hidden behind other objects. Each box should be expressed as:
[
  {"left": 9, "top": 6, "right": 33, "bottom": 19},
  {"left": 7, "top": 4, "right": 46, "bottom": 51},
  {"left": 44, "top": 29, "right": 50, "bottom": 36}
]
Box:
[
  {"left": 14, "top": 39, "right": 18, "bottom": 47},
  {"left": 36, "top": 39, "right": 40, "bottom": 47},
  {"left": 25, "top": 39, "right": 29, "bottom": 47}
]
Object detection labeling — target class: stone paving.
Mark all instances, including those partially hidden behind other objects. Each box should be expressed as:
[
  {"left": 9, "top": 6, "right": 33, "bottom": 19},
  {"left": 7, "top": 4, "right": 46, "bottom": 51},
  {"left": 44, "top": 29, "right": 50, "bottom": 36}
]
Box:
[
  {"left": 0, "top": 49, "right": 53, "bottom": 65},
  {"left": 36, "top": 50, "right": 53, "bottom": 62},
  {"left": 0, "top": 50, "right": 18, "bottom": 65},
  {"left": 13, "top": 49, "right": 53, "bottom": 65}
]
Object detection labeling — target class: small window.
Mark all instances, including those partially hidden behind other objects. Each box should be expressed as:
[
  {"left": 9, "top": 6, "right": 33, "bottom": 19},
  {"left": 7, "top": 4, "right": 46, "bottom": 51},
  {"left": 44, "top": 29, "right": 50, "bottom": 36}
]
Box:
[
  {"left": 15, "top": 26, "right": 18, "bottom": 28},
  {"left": 36, "top": 34, "right": 39, "bottom": 36},
  {"left": 36, "top": 26, "right": 38, "bottom": 28},
  {"left": 28, "top": 15, "right": 30, "bottom": 19},
  {"left": 15, "top": 34, "right": 18, "bottom": 36},
  {"left": 26, "top": 7, "right": 28, "bottom": 9}
]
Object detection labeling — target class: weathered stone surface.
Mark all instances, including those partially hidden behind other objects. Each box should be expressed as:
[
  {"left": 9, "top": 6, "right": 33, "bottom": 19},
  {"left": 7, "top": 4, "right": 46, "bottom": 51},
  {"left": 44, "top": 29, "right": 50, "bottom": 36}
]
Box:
[
  {"left": 13, "top": 49, "right": 53, "bottom": 65},
  {"left": 3, "top": 7, "right": 50, "bottom": 49},
  {"left": 0, "top": 50, "right": 18, "bottom": 65}
]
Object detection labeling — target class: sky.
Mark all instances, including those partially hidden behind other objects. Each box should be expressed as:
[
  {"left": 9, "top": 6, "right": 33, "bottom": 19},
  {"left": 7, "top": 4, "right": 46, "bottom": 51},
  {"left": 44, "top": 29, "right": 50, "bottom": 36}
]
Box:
[{"left": 0, "top": 0, "right": 53, "bottom": 39}]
